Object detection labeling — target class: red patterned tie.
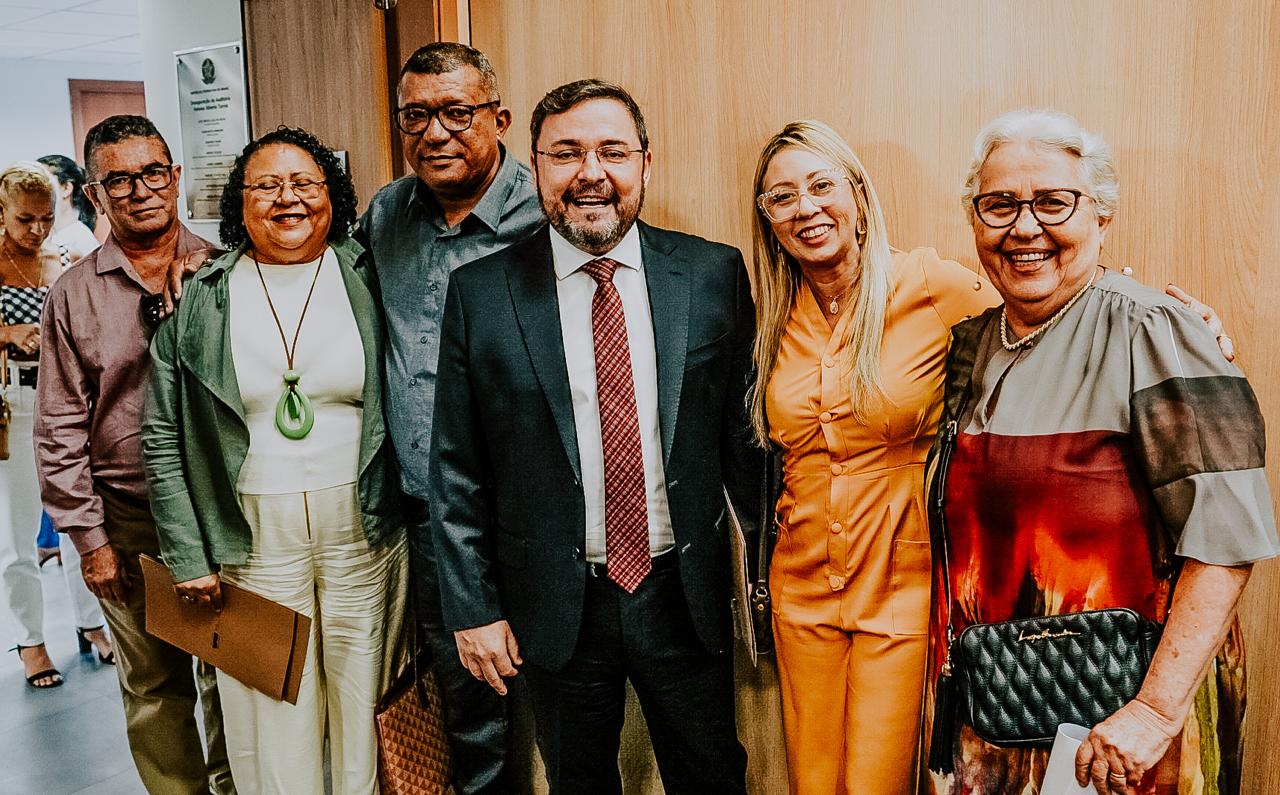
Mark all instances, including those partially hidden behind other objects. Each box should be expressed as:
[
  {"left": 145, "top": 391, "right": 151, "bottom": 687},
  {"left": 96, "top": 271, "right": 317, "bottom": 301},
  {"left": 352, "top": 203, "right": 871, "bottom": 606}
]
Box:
[{"left": 580, "top": 257, "right": 651, "bottom": 592}]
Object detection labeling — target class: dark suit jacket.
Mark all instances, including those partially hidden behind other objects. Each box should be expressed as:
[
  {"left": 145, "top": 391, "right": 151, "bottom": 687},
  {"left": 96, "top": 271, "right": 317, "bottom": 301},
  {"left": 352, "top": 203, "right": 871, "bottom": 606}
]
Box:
[{"left": 428, "top": 222, "right": 762, "bottom": 671}]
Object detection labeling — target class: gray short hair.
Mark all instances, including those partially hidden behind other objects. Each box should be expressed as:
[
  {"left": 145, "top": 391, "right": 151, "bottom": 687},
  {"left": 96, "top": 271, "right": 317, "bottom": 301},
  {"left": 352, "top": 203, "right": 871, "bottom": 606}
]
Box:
[{"left": 962, "top": 109, "right": 1119, "bottom": 224}]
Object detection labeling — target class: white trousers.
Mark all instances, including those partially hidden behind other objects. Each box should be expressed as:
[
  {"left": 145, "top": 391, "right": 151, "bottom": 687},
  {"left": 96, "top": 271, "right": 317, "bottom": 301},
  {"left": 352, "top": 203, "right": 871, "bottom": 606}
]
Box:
[
  {"left": 0, "top": 379, "right": 104, "bottom": 647},
  {"left": 218, "top": 482, "right": 408, "bottom": 795}
]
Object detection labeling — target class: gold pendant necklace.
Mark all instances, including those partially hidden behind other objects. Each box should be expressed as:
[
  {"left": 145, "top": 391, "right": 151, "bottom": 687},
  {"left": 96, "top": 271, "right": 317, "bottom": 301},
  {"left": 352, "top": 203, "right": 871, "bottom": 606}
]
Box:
[{"left": 1, "top": 237, "right": 43, "bottom": 289}]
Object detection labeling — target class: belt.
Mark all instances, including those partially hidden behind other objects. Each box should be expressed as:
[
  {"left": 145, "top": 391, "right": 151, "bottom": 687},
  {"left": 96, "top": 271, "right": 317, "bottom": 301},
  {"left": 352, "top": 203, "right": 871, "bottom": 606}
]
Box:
[{"left": 585, "top": 548, "right": 678, "bottom": 579}]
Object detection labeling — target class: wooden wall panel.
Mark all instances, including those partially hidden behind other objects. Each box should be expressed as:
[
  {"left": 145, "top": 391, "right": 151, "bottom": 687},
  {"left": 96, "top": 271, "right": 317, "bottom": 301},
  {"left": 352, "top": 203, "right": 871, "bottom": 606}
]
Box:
[
  {"left": 242, "top": 0, "right": 394, "bottom": 211},
  {"left": 473, "top": 1, "right": 1280, "bottom": 793}
]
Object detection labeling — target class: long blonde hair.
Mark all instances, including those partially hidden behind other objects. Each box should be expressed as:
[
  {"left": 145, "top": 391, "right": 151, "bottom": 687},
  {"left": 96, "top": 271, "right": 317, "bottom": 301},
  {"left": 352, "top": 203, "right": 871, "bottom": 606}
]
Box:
[{"left": 748, "top": 120, "right": 895, "bottom": 446}]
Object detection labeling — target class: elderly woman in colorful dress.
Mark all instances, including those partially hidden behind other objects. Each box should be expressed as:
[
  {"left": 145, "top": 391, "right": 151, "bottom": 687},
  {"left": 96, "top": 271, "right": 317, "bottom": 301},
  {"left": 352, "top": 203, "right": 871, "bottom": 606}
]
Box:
[{"left": 926, "top": 109, "right": 1278, "bottom": 795}]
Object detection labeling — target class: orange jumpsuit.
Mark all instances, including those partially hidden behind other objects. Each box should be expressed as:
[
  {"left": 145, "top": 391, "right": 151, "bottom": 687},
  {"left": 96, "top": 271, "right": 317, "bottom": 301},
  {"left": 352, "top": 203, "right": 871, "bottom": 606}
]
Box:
[{"left": 765, "top": 249, "right": 997, "bottom": 794}]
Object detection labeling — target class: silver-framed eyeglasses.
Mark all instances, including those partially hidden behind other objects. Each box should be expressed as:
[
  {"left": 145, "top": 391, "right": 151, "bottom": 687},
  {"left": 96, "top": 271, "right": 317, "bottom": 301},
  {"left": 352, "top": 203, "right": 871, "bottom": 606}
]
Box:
[
  {"left": 394, "top": 101, "right": 499, "bottom": 135},
  {"left": 535, "top": 146, "right": 646, "bottom": 169},
  {"left": 972, "top": 189, "right": 1092, "bottom": 228},
  {"left": 756, "top": 172, "right": 852, "bottom": 222},
  {"left": 242, "top": 178, "right": 327, "bottom": 200},
  {"left": 89, "top": 164, "right": 175, "bottom": 199}
]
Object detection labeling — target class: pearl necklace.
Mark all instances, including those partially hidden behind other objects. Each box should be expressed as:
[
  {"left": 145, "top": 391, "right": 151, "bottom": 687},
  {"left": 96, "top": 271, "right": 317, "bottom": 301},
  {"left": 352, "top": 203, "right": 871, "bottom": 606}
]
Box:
[{"left": 1000, "top": 268, "right": 1099, "bottom": 351}]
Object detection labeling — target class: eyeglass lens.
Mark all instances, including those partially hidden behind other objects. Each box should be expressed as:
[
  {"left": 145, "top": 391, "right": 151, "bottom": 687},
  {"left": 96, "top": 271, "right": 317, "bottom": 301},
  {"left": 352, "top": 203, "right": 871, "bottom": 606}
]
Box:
[
  {"left": 103, "top": 166, "right": 173, "bottom": 198},
  {"left": 974, "top": 190, "right": 1081, "bottom": 227}
]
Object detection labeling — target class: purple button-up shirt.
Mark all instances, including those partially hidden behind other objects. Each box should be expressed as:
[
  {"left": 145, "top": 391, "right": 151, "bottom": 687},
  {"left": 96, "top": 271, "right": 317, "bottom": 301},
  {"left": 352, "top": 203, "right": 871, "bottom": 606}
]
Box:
[{"left": 35, "top": 226, "right": 211, "bottom": 554}]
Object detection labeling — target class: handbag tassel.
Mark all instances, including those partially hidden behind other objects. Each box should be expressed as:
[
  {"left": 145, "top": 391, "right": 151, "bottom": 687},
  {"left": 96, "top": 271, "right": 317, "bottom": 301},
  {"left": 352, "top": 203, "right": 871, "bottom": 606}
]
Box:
[{"left": 927, "top": 667, "right": 956, "bottom": 776}]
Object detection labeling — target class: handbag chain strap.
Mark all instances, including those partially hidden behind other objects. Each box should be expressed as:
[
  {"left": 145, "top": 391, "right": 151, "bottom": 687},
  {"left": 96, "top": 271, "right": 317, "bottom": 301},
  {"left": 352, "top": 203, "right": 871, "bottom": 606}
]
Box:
[
  {"left": 0, "top": 303, "right": 9, "bottom": 394},
  {"left": 931, "top": 313, "right": 997, "bottom": 667}
]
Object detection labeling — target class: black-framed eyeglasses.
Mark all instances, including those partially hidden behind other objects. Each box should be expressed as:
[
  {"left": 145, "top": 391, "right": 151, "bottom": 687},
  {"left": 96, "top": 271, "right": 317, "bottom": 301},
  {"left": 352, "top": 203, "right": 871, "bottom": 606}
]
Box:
[
  {"left": 534, "top": 146, "right": 646, "bottom": 169},
  {"left": 242, "top": 179, "right": 327, "bottom": 200},
  {"left": 393, "top": 101, "right": 499, "bottom": 135},
  {"left": 972, "top": 189, "right": 1092, "bottom": 228},
  {"left": 89, "top": 164, "right": 175, "bottom": 199},
  {"left": 756, "top": 171, "right": 854, "bottom": 223}
]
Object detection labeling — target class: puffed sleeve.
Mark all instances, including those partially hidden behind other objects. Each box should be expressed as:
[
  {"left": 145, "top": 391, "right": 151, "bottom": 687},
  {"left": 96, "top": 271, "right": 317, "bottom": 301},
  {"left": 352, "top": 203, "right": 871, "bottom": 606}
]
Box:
[
  {"left": 914, "top": 248, "right": 1001, "bottom": 329},
  {"left": 1130, "top": 301, "right": 1279, "bottom": 564}
]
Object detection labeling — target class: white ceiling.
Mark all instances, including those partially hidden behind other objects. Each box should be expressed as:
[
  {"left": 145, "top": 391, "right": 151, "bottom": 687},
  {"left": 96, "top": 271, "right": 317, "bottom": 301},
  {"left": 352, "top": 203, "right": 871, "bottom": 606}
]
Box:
[{"left": 0, "top": 0, "right": 140, "bottom": 64}]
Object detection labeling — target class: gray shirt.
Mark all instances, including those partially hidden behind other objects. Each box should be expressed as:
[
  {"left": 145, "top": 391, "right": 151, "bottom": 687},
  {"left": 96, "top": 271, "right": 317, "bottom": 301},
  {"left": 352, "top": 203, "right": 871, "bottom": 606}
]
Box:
[{"left": 359, "top": 149, "right": 543, "bottom": 498}]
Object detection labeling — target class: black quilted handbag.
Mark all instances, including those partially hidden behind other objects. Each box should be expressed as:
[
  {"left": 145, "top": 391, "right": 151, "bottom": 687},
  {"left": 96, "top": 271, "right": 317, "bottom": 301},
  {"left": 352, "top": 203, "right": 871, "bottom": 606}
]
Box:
[
  {"left": 926, "top": 410, "right": 1162, "bottom": 773},
  {"left": 954, "top": 607, "right": 1161, "bottom": 746}
]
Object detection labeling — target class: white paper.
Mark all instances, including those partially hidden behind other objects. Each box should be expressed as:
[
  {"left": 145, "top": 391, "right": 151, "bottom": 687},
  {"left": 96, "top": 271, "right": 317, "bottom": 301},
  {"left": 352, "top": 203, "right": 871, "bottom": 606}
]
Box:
[
  {"left": 723, "top": 487, "right": 758, "bottom": 666},
  {"left": 1041, "top": 723, "right": 1094, "bottom": 795}
]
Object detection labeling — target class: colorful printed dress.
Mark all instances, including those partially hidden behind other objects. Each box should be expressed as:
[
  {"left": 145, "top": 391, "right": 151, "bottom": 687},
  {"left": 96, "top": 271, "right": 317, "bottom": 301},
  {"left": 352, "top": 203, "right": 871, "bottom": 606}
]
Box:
[{"left": 926, "top": 269, "right": 1278, "bottom": 795}]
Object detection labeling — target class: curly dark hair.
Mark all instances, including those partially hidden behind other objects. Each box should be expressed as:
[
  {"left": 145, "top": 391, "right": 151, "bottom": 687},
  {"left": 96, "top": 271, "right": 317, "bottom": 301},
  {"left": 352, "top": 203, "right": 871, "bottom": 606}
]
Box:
[{"left": 218, "top": 126, "right": 357, "bottom": 250}]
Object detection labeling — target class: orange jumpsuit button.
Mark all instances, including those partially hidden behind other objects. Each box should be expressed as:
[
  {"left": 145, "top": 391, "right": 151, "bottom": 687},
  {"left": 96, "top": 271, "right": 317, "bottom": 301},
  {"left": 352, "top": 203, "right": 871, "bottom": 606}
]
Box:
[
  {"left": 829, "top": 521, "right": 843, "bottom": 533},
  {"left": 829, "top": 463, "right": 842, "bottom": 475},
  {"left": 828, "top": 574, "right": 844, "bottom": 590},
  {"left": 823, "top": 355, "right": 836, "bottom": 367},
  {"left": 819, "top": 411, "right": 833, "bottom": 423}
]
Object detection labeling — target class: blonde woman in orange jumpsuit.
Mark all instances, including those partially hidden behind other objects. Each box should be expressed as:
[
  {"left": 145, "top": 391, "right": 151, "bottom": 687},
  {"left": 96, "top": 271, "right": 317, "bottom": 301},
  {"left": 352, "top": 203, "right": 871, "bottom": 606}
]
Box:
[{"left": 749, "top": 120, "right": 998, "bottom": 794}]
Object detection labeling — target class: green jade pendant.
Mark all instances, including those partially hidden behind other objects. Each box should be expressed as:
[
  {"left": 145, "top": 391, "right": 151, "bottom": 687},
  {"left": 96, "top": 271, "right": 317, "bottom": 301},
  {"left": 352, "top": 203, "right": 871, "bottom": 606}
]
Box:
[{"left": 274, "top": 368, "right": 315, "bottom": 439}]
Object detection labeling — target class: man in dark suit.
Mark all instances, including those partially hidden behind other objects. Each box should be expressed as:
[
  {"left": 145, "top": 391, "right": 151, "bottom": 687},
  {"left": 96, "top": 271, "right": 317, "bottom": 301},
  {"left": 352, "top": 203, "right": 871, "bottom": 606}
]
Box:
[{"left": 428, "top": 79, "right": 761, "bottom": 794}]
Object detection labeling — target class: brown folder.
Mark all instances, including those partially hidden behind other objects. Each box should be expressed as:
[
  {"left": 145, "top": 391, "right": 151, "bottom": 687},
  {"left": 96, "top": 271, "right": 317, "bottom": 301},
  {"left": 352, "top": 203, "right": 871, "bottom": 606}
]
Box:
[{"left": 141, "top": 554, "right": 311, "bottom": 704}]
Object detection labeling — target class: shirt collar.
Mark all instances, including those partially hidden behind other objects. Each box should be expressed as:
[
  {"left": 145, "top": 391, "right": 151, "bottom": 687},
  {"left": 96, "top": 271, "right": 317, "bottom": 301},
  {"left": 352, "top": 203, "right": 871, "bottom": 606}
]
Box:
[
  {"left": 95, "top": 223, "right": 209, "bottom": 275},
  {"left": 550, "top": 222, "right": 643, "bottom": 281},
  {"left": 407, "top": 143, "right": 520, "bottom": 233}
]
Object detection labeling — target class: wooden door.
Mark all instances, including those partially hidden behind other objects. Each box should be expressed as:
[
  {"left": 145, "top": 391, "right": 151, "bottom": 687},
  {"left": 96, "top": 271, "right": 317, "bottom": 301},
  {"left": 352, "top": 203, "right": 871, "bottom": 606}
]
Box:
[
  {"left": 241, "top": 0, "right": 397, "bottom": 212},
  {"left": 471, "top": 1, "right": 1280, "bottom": 793},
  {"left": 68, "top": 79, "right": 146, "bottom": 164}
]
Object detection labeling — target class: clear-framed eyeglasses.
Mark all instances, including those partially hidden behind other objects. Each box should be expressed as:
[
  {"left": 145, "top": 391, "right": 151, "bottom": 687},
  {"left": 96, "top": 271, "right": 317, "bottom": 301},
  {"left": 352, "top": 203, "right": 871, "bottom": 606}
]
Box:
[
  {"left": 971, "top": 189, "right": 1093, "bottom": 228},
  {"left": 394, "top": 101, "right": 499, "bottom": 135},
  {"left": 756, "top": 171, "right": 853, "bottom": 223},
  {"left": 89, "top": 164, "right": 175, "bottom": 199},
  {"left": 535, "top": 146, "right": 646, "bottom": 169}
]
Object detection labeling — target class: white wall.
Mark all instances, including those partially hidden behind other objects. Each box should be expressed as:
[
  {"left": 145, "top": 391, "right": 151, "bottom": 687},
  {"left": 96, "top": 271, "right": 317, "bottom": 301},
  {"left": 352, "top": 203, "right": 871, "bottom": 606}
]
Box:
[
  {"left": 0, "top": 58, "right": 144, "bottom": 165},
  {"left": 137, "top": 0, "right": 242, "bottom": 243}
]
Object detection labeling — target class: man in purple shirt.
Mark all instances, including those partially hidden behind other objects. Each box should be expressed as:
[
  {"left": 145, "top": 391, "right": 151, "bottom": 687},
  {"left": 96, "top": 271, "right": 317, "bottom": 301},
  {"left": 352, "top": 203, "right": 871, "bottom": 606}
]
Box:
[{"left": 35, "top": 115, "right": 235, "bottom": 795}]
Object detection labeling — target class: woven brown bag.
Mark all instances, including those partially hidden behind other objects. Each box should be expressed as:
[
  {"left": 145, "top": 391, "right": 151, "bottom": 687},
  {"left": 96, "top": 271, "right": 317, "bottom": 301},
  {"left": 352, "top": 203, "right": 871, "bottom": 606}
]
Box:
[{"left": 376, "top": 653, "right": 452, "bottom": 794}]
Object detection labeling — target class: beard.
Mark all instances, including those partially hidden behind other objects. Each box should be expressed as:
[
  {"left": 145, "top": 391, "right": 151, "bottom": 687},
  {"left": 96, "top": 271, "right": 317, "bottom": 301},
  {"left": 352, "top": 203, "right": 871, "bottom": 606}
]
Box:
[{"left": 542, "top": 179, "right": 644, "bottom": 254}]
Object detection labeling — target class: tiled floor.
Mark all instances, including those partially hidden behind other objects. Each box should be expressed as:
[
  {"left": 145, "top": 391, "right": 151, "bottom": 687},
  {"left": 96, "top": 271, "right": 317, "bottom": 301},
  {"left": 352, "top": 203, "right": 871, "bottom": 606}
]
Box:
[{"left": 0, "top": 561, "right": 145, "bottom": 794}]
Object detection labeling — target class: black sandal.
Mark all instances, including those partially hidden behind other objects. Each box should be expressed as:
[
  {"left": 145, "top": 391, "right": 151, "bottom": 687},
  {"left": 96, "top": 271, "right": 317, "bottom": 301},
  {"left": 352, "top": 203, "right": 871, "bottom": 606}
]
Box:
[
  {"left": 13, "top": 645, "right": 64, "bottom": 688},
  {"left": 76, "top": 626, "right": 115, "bottom": 665}
]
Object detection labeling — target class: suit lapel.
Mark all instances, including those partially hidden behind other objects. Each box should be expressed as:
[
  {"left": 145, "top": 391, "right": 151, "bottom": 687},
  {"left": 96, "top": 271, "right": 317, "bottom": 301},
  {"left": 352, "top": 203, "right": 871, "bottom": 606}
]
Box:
[
  {"left": 640, "top": 223, "right": 689, "bottom": 467},
  {"left": 506, "top": 228, "right": 582, "bottom": 483}
]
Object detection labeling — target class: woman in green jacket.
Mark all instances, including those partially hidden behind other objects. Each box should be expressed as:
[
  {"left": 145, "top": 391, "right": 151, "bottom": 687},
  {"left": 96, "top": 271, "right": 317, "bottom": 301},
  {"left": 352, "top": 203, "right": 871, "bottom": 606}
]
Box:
[{"left": 143, "top": 127, "right": 407, "bottom": 795}]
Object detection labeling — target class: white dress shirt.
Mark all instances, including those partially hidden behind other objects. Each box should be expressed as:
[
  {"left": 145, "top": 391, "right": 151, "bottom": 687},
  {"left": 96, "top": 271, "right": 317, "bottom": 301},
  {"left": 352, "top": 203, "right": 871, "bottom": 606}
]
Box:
[{"left": 549, "top": 224, "right": 675, "bottom": 563}]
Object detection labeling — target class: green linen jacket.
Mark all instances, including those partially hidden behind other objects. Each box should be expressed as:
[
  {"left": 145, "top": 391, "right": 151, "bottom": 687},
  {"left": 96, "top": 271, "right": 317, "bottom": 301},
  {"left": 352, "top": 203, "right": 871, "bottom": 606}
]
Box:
[{"left": 142, "top": 236, "right": 406, "bottom": 583}]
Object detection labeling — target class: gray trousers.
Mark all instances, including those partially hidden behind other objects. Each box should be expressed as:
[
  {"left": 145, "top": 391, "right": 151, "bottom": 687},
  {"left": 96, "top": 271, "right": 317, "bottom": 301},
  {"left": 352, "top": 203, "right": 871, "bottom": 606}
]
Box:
[{"left": 98, "top": 483, "right": 236, "bottom": 795}]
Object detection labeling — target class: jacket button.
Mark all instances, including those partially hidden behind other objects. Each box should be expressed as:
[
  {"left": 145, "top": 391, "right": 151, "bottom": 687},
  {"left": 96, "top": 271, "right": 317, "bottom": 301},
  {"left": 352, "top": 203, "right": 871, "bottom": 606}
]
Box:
[
  {"left": 829, "top": 463, "right": 842, "bottom": 475},
  {"left": 829, "top": 521, "right": 842, "bottom": 534},
  {"left": 828, "top": 574, "right": 844, "bottom": 590},
  {"left": 819, "top": 411, "right": 833, "bottom": 423}
]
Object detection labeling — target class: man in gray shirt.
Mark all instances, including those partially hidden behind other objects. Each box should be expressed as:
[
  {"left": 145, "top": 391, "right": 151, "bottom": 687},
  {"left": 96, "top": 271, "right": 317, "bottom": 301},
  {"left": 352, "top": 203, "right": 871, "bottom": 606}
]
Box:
[{"left": 358, "top": 42, "right": 542, "bottom": 794}]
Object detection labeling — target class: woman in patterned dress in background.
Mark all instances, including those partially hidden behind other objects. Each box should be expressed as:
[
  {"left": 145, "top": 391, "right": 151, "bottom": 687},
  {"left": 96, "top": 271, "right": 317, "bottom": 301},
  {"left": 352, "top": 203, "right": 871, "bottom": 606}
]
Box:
[{"left": 0, "top": 162, "right": 111, "bottom": 688}]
